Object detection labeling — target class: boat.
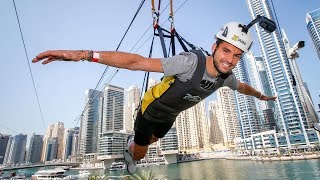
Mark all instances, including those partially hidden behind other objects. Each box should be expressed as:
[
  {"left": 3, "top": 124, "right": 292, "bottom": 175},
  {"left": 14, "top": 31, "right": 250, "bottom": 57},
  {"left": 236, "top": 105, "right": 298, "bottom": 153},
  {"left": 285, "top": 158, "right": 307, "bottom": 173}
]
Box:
[
  {"left": 109, "top": 162, "right": 126, "bottom": 171},
  {"left": 31, "top": 169, "right": 67, "bottom": 180},
  {"left": 78, "top": 170, "right": 90, "bottom": 178}
]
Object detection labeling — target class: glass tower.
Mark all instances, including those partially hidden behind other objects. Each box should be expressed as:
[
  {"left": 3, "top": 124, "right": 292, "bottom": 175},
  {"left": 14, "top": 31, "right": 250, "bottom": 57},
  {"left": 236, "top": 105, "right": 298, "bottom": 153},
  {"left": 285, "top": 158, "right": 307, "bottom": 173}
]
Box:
[
  {"left": 246, "top": 0, "right": 309, "bottom": 147},
  {"left": 306, "top": 8, "right": 320, "bottom": 60},
  {"left": 3, "top": 134, "right": 27, "bottom": 165},
  {"left": 233, "top": 58, "right": 260, "bottom": 138},
  {"left": 80, "top": 89, "right": 103, "bottom": 154},
  {"left": 26, "top": 134, "right": 43, "bottom": 164},
  {"left": 0, "top": 134, "right": 10, "bottom": 164}
]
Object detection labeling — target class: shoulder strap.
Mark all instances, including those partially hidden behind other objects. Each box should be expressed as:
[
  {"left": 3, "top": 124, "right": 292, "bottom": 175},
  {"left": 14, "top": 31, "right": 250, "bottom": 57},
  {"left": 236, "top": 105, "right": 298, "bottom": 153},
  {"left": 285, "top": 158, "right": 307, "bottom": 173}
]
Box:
[{"left": 189, "top": 50, "right": 206, "bottom": 86}]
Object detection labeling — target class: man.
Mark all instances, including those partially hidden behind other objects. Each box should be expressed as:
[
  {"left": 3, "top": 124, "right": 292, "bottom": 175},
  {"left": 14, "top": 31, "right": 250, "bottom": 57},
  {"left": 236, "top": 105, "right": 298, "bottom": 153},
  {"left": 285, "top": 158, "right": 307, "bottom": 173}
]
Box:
[{"left": 33, "top": 21, "right": 277, "bottom": 174}]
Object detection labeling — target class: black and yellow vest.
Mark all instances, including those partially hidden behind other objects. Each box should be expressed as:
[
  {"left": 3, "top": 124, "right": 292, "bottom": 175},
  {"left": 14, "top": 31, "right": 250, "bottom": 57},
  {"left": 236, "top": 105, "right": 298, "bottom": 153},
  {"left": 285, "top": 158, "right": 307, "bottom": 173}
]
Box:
[{"left": 141, "top": 50, "right": 229, "bottom": 123}]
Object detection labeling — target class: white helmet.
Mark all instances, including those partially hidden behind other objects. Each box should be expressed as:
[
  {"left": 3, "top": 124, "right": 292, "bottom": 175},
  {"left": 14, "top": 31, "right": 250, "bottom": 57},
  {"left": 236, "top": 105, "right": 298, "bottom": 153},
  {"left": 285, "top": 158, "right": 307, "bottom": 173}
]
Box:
[{"left": 215, "top": 22, "right": 253, "bottom": 52}]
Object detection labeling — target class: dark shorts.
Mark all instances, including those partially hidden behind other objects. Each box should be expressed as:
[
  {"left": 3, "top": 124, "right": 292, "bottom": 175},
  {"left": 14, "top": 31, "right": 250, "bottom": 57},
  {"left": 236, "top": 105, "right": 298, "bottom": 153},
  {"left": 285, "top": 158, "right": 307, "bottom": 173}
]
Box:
[{"left": 134, "top": 111, "right": 174, "bottom": 146}]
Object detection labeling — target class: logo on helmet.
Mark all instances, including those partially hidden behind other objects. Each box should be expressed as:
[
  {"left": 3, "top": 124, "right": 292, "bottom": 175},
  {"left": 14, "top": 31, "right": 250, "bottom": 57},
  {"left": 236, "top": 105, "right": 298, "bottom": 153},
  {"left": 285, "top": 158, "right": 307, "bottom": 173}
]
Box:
[
  {"left": 231, "top": 35, "right": 247, "bottom": 46},
  {"left": 222, "top": 26, "right": 228, "bottom": 37}
]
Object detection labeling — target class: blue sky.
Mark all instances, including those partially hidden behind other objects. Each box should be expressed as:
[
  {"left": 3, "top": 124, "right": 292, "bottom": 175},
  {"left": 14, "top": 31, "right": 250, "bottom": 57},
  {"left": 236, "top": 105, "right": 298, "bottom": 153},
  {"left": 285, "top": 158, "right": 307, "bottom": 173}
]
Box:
[{"left": 0, "top": 0, "right": 319, "bottom": 140}]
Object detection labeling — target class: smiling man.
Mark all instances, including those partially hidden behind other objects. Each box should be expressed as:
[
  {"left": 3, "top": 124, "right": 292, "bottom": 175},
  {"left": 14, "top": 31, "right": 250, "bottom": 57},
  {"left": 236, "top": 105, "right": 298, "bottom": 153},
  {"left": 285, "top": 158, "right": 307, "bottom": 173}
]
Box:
[{"left": 33, "top": 21, "right": 277, "bottom": 174}]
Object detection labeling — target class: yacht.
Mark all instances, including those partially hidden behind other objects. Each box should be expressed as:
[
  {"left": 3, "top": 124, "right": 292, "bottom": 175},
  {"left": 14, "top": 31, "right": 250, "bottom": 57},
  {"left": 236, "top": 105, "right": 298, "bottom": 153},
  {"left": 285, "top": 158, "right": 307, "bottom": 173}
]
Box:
[
  {"left": 109, "top": 162, "right": 126, "bottom": 171},
  {"left": 31, "top": 169, "right": 67, "bottom": 180},
  {"left": 78, "top": 170, "right": 90, "bottom": 178}
]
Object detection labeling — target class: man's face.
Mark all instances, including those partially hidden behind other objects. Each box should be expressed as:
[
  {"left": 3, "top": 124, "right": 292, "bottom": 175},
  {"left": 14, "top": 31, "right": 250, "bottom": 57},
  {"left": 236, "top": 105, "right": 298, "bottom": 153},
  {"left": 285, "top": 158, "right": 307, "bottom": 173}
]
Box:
[{"left": 212, "top": 41, "right": 243, "bottom": 74}]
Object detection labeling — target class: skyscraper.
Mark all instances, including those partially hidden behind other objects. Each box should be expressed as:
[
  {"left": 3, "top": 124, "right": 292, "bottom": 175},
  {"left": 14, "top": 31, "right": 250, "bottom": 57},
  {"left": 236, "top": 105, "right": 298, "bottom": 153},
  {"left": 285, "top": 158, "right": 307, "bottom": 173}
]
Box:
[
  {"left": 208, "top": 101, "right": 223, "bottom": 145},
  {"left": 41, "top": 122, "right": 65, "bottom": 162},
  {"left": 26, "top": 134, "right": 43, "bottom": 164},
  {"left": 124, "top": 85, "right": 141, "bottom": 133},
  {"left": 306, "top": 8, "right": 320, "bottom": 60},
  {"left": 101, "top": 84, "right": 124, "bottom": 132},
  {"left": 98, "top": 84, "right": 125, "bottom": 157},
  {"left": 3, "top": 133, "right": 27, "bottom": 165},
  {"left": 0, "top": 134, "right": 10, "bottom": 164},
  {"left": 46, "top": 137, "right": 58, "bottom": 161},
  {"left": 233, "top": 57, "right": 260, "bottom": 138},
  {"left": 282, "top": 29, "right": 320, "bottom": 127},
  {"left": 246, "top": 0, "right": 309, "bottom": 147},
  {"left": 64, "top": 127, "right": 79, "bottom": 161},
  {"left": 80, "top": 89, "right": 103, "bottom": 154},
  {"left": 253, "top": 55, "right": 276, "bottom": 130},
  {"left": 217, "top": 87, "right": 240, "bottom": 146},
  {"left": 176, "top": 103, "right": 201, "bottom": 151}
]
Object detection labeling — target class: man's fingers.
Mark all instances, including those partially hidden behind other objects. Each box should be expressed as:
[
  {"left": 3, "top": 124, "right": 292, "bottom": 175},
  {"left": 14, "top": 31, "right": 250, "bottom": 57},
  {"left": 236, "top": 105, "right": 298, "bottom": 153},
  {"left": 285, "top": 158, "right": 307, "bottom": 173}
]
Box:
[
  {"left": 42, "top": 59, "right": 56, "bottom": 64},
  {"left": 32, "top": 51, "right": 63, "bottom": 63}
]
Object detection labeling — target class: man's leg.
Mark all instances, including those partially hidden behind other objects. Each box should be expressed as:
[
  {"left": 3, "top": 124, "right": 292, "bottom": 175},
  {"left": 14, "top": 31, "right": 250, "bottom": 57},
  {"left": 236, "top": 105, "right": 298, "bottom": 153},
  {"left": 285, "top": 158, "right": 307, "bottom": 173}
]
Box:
[
  {"left": 129, "top": 141, "right": 149, "bottom": 161},
  {"left": 124, "top": 111, "right": 154, "bottom": 174},
  {"left": 150, "top": 134, "right": 159, "bottom": 144}
]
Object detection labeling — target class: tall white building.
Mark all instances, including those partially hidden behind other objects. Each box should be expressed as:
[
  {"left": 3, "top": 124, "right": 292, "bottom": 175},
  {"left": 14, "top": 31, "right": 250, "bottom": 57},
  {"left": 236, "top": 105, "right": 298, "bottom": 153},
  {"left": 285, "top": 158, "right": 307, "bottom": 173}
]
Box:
[
  {"left": 124, "top": 85, "right": 141, "bottom": 133},
  {"left": 98, "top": 84, "right": 125, "bottom": 157},
  {"left": 246, "top": 0, "right": 309, "bottom": 147},
  {"left": 175, "top": 101, "right": 209, "bottom": 151},
  {"left": 306, "top": 8, "right": 320, "bottom": 60},
  {"left": 41, "top": 122, "right": 65, "bottom": 161},
  {"left": 147, "top": 78, "right": 159, "bottom": 89},
  {"left": 176, "top": 103, "right": 201, "bottom": 151},
  {"left": 100, "top": 84, "right": 124, "bottom": 132},
  {"left": 217, "top": 87, "right": 241, "bottom": 146},
  {"left": 80, "top": 89, "right": 103, "bottom": 154},
  {"left": 208, "top": 101, "right": 224, "bottom": 145},
  {"left": 233, "top": 57, "right": 260, "bottom": 138}
]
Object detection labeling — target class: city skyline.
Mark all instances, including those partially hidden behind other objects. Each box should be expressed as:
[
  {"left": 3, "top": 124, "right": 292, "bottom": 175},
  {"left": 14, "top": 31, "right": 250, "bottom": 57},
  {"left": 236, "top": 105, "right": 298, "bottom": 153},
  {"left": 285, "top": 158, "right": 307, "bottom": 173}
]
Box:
[{"left": 0, "top": 1, "right": 319, "bottom": 141}]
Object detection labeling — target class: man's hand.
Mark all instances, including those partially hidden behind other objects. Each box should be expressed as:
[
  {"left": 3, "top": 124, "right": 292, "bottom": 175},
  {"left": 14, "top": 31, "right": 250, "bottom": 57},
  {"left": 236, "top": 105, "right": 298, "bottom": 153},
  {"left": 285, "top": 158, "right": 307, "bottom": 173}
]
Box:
[
  {"left": 260, "top": 95, "right": 277, "bottom": 101},
  {"left": 32, "top": 50, "right": 86, "bottom": 64}
]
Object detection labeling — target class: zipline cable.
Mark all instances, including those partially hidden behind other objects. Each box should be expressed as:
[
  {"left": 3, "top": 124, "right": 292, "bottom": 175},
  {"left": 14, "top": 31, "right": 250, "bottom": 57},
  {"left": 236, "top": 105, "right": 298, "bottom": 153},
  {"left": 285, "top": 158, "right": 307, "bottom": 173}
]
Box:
[{"left": 12, "top": 0, "right": 46, "bottom": 131}]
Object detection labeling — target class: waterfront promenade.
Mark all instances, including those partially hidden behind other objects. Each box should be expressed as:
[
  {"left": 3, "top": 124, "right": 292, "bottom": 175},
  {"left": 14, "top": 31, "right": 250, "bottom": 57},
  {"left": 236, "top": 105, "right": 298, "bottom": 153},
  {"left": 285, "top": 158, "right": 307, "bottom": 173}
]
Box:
[
  {"left": 0, "top": 162, "right": 79, "bottom": 172},
  {"left": 225, "top": 153, "right": 320, "bottom": 161}
]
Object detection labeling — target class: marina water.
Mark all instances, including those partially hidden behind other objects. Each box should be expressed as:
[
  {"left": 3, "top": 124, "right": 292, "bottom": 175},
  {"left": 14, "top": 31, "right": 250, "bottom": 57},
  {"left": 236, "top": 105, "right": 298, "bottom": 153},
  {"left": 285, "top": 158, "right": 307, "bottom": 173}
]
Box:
[{"left": 2, "top": 159, "right": 320, "bottom": 179}]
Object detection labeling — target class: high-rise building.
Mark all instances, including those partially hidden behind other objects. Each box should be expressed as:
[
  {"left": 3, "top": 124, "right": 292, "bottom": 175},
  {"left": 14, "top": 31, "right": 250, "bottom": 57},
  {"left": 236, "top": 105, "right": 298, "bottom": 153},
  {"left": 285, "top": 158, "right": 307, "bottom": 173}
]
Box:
[
  {"left": 124, "top": 85, "right": 141, "bottom": 133},
  {"left": 97, "top": 131, "right": 128, "bottom": 158},
  {"left": 46, "top": 137, "right": 58, "bottom": 161},
  {"left": 216, "top": 87, "right": 240, "bottom": 146},
  {"left": 64, "top": 127, "right": 79, "bottom": 161},
  {"left": 98, "top": 84, "right": 125, "bottom": 157},
  {"left": 246, "top": 0, "right": 309, "bottom": 147},
  {"left": 0, "top": 134, "right": 10, "bottom": 164},
  {"left": 3, "top": 133, "right": 27, "bottom": 165},
  {"left": 80, "top": 89, "right": 103, "bottom": 155},
  {"left": 159, "top": 124, "right": 178, "bottom": 153},
  {"left": 208, "top": 101, "right": 223, "bottom": 145},
  {"left": 71, "top": 134, "right": 80, "bottom": 157},
  {"left": 306, "top": 8, "right": 320, "bottom": 60},
  {"left": 26, "top": 134, "right": 43, "bottom": 164},
  {"left": 176, "top": 104, "right": 201, "bottom": 151},
  {"left": 147, "top": 78, "right": 159, "bottom": 89},
  {"left": 282, "top": 29, "right": 320, "bottom": 127},
  {"left": 233, "top": 57, "right": 260, "bottom": 138},
  {"left": 175, "top": 101, "right": 209, "bottom": 151},
  {"left": 254, "top": 55, "right": 276, "bottom": 131},
  {"left": 41, "top": 122, "right": 65, "bottom": 162},
  {"left": 101, "top": 84, "right": 124, "bottom": 132}
]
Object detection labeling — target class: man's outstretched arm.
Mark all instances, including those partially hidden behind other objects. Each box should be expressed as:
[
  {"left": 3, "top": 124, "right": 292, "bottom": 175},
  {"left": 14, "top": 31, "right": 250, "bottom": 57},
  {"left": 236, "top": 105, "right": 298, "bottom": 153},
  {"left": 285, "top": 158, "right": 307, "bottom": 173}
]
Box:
[
  {"left": 32, "top": 50, "right": 163, "bottom": 73},
  {"left": 237, "top": 81, "right": 277, "bottom": 101}
]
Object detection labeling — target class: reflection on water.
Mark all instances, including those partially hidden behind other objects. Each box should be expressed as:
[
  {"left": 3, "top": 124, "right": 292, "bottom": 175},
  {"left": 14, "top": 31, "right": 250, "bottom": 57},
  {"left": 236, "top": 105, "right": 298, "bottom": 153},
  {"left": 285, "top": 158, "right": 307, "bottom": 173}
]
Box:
[
  {"left": 141, "top": 159, "right": 320, "bottom": 179},
  {"left": 1, "top": 159, "right": 320, "bottom": 179}
]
